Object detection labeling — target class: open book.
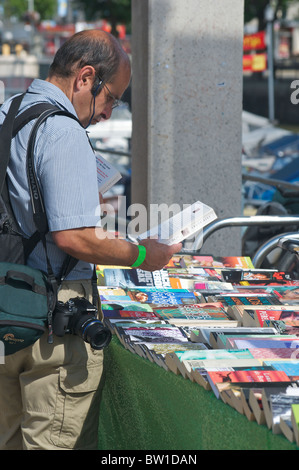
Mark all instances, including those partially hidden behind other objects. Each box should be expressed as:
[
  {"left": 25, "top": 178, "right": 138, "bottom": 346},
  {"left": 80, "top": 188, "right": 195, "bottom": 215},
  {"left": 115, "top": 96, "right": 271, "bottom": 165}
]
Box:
[
  {"left": 137, "top": 201, "right": 217, "bottom": 245},
  {"left": 96, "top": 154, "right": 122, "bottom": 194}
]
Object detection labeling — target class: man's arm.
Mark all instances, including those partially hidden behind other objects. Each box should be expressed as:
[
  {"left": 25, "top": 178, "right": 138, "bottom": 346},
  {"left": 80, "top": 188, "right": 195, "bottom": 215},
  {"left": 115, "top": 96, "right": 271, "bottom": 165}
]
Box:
[{"left": 52, "top": 226, "right": 182, "bottom": 272}]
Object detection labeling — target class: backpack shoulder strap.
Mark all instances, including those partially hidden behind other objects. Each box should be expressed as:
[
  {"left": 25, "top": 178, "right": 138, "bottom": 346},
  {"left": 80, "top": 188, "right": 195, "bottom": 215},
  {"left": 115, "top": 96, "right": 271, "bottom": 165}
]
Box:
[
  {"left": 25, "top": 106, "right": 81, "bottom": 284},
  {"left": 0, "top": 93, "right": 25, "bottom": 195},
  {"left": 26, "top": 106, "right": 81, "bottom": 235},
  {"left": 12, "top": 102, "right": 59, "bottom": 137}
]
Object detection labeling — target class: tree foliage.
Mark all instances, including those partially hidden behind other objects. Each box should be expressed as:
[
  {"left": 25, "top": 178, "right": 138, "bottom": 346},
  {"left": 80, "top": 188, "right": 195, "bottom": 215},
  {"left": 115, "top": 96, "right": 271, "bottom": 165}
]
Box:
[
  {"left": 245, "top": 0, "right": 289, "bottom": 30},
  {"left": 74, "top": 0, "right": 131, "bottom": 34},
  {"left": 4, "top": 0, "right": 57, "bottom": 21}
]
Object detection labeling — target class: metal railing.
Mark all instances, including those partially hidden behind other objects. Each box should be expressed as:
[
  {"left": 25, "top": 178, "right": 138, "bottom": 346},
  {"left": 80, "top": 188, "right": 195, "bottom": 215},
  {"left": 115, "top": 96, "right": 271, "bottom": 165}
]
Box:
[{"left": 190, "top": 215, "right": 299, "bottom": 252}]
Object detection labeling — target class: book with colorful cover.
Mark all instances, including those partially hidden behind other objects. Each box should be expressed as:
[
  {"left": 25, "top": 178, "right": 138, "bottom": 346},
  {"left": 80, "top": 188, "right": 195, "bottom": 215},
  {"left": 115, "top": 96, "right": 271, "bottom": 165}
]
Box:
[
  {"left": 103, "top": 268, "right": 172, "bottom": 288},
  {"left": 249, "top": 348, "right": 299, "bottom": 360},
  {"left": 184, "top": 255, "right": 255, "bottom": 269},
  {"left": 97, "top": 287, "right": 133, "bottom": 303},
  {"left": 165, "top": 348, "right": 257, "bottom": 379},
  {"left": 126, "top": 288, "right": 199, "bottom": 305},
  {"left": 224, "top": 336, "right": 299, "bottom": 351},
  {"left": 191, "top": 326, "right": 277, "bottom": 346},
  {"left": 107, "top": 319, "right": 167, "bottom": 335},
  {"left": 207, "top": 369, "right": 291, "bottom": 399},
  {"left": 213, "top": 256, "right": 255, "bottom": 269},
  {"left": 291, "top": 404, "right": 299, "bottom": 445},
  {"left": 220, "top": 269, "right": 294, "bottom": 284},
  {"left": 138, "top": 342, "right": 208, "bottom": 372},
  {"left": 117, "top": 325, "right": 189, "bottom": 344},
  {"left": 193, "top": 281, "right": 235, "bottom": 292},
  {"left": 152, "top": 304, "right": 230, "bottom": 323},
  {"left": 191, "top": 364, "right": 263, "bottom": 390},
  {"left": 227, "top": 304, "right": 299, "bottom": 324},
  {"left": 263, "top": 320, "right": 299, "bottom": 336},
  {"left": 210, "top": 330, "right": 280, "bottom": 349},
  {"left": 261, "top": 385, "right": 299, "bottom": 430},
  {"left": 102, "top": 309, "right": 158, "bottom": 319},
  {"left": 263, "top": 361, "right": 299, "bottom": 381},
  {"left": 242, "top": 308, "right": 299, "bottom": 327},
  {"left": 208, "top": 294, "right": 281, "bottom": 309},
  {"left": 101, "top": 301, "right": 154, "bottom": 312},
  {"left": 270, "top": 393, "right": 299, "bottom": 434}
]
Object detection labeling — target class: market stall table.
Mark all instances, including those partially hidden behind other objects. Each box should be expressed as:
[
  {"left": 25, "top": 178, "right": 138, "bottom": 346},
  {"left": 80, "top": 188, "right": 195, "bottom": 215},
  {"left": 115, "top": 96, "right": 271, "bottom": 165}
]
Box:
[{"left": 97, "top": 337, "right": 299, "bottom": 450}]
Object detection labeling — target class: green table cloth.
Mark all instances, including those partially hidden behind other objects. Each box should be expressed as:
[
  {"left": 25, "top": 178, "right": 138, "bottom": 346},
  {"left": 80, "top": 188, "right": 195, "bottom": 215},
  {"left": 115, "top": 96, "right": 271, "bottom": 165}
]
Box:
[{"left": 98, "top": 337, "right": 299, "bottom": 450}]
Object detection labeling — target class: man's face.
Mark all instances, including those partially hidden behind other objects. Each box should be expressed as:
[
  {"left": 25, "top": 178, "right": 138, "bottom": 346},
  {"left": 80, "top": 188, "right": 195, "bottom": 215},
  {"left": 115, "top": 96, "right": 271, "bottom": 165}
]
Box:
[{"left": 75, "top": 61, "right": 131, "bottom": 128}]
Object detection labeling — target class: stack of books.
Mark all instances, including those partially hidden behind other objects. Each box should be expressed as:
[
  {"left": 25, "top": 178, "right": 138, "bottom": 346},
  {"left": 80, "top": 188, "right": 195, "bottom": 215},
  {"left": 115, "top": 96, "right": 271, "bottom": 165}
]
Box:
[{"left": 97, "top": 253, "right": 299, "bottom": 445}]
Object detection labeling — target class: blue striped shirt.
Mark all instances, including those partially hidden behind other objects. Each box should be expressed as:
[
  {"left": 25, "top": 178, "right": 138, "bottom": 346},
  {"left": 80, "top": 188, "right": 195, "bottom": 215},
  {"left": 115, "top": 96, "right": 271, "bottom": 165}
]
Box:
[{"left": 0, "top": 79, "right": 102, "bottom": 280}]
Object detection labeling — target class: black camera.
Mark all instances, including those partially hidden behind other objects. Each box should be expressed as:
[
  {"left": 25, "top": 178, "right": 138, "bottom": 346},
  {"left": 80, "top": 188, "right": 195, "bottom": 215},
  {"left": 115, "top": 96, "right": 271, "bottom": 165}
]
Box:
[{"left": 53, "top": 296, "right": 111, "bottom": 350}]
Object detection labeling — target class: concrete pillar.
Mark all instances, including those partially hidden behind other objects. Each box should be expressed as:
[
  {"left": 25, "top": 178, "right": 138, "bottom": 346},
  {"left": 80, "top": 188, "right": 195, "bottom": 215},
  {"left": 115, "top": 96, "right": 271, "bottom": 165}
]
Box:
[{"left": 131, "top": 0, "right": 244, "bottom": 255}]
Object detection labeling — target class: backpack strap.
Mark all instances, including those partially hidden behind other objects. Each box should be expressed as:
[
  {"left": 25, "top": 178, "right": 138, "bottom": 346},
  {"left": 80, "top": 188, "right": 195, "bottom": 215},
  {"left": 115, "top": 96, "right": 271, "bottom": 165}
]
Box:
[
  {"left": 2, "top": 99, "right": 82, "bottom": 284},
  {"left": 25, "top": 106, "right": 82, "bottom": 342},
  {"left": 0, "top": 94, "right": 25, "bottom": 195}
]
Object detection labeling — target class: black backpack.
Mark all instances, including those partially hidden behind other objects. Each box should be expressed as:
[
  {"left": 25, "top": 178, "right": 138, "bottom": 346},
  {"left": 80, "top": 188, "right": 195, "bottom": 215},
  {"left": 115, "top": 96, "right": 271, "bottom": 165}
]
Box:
[
  {"left": 0, "top": 92, "right": 80, "bottom": 267},
  {"left": 0, "top": 93, "right": 83, "bottom": 351}
]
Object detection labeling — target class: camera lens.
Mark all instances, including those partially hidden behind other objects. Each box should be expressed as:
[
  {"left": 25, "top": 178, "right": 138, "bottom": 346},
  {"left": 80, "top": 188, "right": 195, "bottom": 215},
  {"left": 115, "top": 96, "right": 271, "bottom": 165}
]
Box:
[{"left": 79, "top": 318, "right": 112, "bottom": 350}]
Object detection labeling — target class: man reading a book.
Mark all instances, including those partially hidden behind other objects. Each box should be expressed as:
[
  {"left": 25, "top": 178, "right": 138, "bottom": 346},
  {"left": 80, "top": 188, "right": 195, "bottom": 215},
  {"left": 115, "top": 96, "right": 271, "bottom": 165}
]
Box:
[{"left": 0, "top": 30, "right": 181, "bottom": 450}]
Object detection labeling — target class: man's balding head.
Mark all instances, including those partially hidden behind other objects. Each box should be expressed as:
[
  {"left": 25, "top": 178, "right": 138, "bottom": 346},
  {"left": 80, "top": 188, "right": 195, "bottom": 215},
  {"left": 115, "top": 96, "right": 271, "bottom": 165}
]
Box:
[{"left": 48, "top": 29, "right": 130, "bottom": 84}]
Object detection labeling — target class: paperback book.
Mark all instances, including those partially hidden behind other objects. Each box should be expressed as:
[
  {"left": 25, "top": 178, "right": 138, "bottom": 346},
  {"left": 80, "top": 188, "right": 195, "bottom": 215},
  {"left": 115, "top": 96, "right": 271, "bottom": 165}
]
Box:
[
  {"left": 206, "top": 369, "right": 291, "bottom": 399},
  {"left": 137, "top": 200, "right": 217, "bottom": 245},
  {"left": 96, "top": 154, "right": 122, "bottom": 194}
]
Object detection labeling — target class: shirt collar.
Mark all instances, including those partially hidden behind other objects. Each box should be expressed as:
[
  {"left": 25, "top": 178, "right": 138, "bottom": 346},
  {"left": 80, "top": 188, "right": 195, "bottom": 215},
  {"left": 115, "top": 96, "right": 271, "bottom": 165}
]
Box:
[{"left": 27, "top": 79, "right": 78, "bottom": 118}]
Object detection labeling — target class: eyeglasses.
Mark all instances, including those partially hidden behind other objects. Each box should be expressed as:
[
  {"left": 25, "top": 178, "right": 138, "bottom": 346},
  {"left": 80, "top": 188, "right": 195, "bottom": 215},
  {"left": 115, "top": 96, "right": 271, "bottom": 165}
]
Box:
[{"left": 101, "top": 81, "right": 121, "bottom": 109}]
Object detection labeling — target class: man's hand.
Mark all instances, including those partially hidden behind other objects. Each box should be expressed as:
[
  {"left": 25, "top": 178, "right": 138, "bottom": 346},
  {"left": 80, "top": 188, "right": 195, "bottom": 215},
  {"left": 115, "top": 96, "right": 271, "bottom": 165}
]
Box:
[
  {"left": 52, "top": 227, "right": 182, "bottom": 272},
  {"left": 137, "top": 239, "right": 182, "bottom": 272}
]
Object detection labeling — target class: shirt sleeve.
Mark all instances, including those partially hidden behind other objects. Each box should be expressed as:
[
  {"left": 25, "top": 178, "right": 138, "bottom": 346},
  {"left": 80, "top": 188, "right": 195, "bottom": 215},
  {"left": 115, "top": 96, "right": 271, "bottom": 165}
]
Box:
[{"left": 35, "top": 119, "right": 102, "bottom": 232}]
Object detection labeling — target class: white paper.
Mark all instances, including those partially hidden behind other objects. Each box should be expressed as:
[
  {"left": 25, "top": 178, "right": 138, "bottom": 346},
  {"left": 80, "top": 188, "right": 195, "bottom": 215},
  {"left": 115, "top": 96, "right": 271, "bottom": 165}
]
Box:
[
  {"left": 96, "top": 154, "right": 122, "bottom": 194},
  {"left": 137, "top": 201, "right": 217, "bottom": 245}
]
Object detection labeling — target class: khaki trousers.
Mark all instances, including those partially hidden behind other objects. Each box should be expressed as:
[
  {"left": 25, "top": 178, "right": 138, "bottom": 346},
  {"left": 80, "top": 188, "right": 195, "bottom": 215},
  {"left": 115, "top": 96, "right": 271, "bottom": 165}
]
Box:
[{"left": 0, "top": 279, "right": 104, "bottom": 450}]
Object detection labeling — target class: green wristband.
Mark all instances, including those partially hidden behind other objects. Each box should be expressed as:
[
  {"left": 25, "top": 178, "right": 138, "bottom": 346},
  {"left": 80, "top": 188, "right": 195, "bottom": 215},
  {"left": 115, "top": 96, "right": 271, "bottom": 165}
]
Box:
[{"left": 131, "top": 245, "right": 147, "bottom": 268}]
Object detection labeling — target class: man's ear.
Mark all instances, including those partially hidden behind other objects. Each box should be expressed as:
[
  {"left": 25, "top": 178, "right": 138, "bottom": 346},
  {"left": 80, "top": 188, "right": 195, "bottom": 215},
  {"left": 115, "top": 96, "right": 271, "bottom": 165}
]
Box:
[{"left": 76, "top": 65, "right": 95, "bottom": 92}]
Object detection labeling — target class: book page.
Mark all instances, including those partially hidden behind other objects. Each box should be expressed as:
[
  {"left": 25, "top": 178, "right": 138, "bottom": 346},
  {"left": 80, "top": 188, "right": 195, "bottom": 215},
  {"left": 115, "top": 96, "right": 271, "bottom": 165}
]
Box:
[
  {"left": 137, "top": 201, "right": 217, "bottom": 245},
  {"left": 96, "top": 154, "right": 122, "bottom": 194}
]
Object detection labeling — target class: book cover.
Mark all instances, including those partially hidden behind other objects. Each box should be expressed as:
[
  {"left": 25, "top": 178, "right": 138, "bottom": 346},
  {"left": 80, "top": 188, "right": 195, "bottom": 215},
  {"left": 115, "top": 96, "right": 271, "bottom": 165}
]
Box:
[
  {"left": 103, "top": 268, "right": 171, "bottom": 288},
  {"left": 213, "top": 256, "right": 255, "bottom": 269},
  {"left": 227, "top": 304, "right": 299, "bottom": 324},
  {"left": 210, "top": 329, "right": 280, "bottom": 349},
  {"left": 126, "top": 288, "right": 199, "bottom": 305},
  {"left": 102, "top": 309, "right": 158, "bottom": 319},
  {"left": 193, "top": 281, "right": 235, "bottom": 291},
  {"left": 261, "top": 384, "right": 299, "bottom": 430},
  {"left": 117, "top": 325, "right": 189, "bottom": 344},
  {"left": 291, "top": 404, "right": 299, "bottom": 445},
  {"left": 242, "top": 308, "right": 299, "bottom": 327},
  {"left": 207, "top": 369, "right": 291, "bottom": 399},
  {"left": 249, "top": 348, "right": 299, "bottom": 360},
  {"left": 248, "top": 388, "right": 266, "bottom": 425},
  {"left": 226, "top": 336, "right": 299, "bottom": 351},
  {"left": 153, "top": 304, "right": 229, "bottom": 323},
  {"left": 137, "top": 200, "right": 217, "bottom": 245},
  {"left": 263, "top": 361, "right": 299, "bottom": 381},
  {"left": 191, "top": 326, "right": 276, "bottom": 347},
  {"left": 96, "top": 154, "right": 122, "bottom": 193},
  {"left": 210, "top": 294, "right": 281, "bottom": 308},
  {"left": 220, "top": 269, "right": 294, "bottom": 284},
  {"left": 270, "top": 394, "right": 299, "bottom": 434}
]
